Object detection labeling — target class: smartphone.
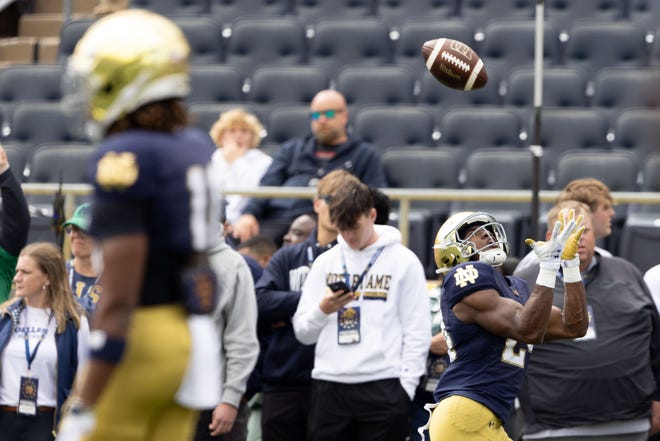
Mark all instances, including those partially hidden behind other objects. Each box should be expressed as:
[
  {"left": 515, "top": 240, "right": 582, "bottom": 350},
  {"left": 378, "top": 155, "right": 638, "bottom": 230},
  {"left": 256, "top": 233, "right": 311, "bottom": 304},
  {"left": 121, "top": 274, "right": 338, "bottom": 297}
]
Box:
[{"left": 327, "top": 281, "right": 350, "bottom": 292}]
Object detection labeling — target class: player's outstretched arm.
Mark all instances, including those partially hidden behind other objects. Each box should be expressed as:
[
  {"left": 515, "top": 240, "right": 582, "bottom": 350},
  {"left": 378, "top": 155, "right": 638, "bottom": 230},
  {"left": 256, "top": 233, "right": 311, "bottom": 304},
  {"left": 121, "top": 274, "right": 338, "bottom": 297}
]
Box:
[
  {"left": 453, "top": 213, "right": 578, "bottom": 344},
  {"left": 516, "top": 211, "right": 577, "bottom": 342},
  {"left": 545, "top": 213, "right": 588, "bottom": 340},
  {"left": 453, "top": 287, "right": 554, "bottom": 344}
]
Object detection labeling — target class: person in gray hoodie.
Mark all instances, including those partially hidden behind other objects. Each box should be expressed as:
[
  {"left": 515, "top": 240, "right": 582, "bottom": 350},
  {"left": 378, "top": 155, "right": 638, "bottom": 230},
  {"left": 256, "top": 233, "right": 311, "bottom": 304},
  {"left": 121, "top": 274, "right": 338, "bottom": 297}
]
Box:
[{"left": 194, "top": 226, "right": 260, "bottom": 441}]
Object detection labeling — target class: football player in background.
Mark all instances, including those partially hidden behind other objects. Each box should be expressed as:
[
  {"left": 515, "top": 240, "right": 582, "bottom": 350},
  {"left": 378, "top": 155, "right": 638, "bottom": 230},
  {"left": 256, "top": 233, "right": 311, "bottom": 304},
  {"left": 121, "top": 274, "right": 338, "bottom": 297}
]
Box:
[
  {"left": 426, "top": 210, "right": 588, "bottom": 441},
  {"left": 56, "top": 9, "right": 222, "bottom": 441}
]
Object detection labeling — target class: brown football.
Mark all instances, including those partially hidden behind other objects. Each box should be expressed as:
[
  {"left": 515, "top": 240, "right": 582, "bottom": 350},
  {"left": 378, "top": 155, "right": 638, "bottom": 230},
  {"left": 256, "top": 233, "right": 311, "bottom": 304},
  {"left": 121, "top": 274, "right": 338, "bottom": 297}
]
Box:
[{"left": 421, "top": 38, "right": 488, "bottom": 91}]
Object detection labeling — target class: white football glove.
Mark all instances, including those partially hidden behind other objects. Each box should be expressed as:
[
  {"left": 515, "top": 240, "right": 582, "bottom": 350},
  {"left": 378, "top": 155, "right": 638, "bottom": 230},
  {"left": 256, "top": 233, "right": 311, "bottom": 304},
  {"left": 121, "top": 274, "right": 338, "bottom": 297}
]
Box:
[
  {"left": 55, "top": 404, "right": 95, "bottom": 441},
  {"left": 525, "top": 213, "right": 577, "bottom": 271}
]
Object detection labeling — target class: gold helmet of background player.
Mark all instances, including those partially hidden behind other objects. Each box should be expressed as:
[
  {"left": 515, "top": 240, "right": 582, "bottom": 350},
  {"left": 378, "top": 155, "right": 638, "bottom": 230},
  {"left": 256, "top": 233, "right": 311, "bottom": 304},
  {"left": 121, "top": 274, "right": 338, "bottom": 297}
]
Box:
[
  {"left": 62, "top": 9, "right": 190, "bottom": 140},
  {"left": 433, "top": 211, "right": 509, "bottom": 274}
]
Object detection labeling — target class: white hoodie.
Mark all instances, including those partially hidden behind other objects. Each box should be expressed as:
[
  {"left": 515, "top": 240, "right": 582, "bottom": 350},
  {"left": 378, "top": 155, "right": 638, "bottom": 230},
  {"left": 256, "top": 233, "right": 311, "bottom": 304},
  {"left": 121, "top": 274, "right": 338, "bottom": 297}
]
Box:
[{"left": 292, "top": 224, "right": 431, "bottom": 399}]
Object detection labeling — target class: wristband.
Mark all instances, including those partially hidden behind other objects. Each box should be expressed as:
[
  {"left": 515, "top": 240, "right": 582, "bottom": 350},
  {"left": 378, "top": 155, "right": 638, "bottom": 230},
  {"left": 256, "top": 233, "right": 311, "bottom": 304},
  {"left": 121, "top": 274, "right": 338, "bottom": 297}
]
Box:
[
  {"left": 561, "top": 258, "right": 582, "bottom": 283},
  {"left": 89, "top": 330, "right": 126, "bottom": 364},
  {"left": 561, "top": 256, "right": 580, "bottom": 268},
  {"left": 535, "top": 267, "right": 557, "bottom": 289}
]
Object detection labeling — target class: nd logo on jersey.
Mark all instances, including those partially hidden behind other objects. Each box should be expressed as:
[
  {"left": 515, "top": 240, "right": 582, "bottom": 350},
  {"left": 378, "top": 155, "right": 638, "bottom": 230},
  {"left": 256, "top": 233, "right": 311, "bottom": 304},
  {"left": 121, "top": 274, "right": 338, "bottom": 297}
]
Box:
[{"left": 453, "top": 264, "right": 479, "bottom": 287}]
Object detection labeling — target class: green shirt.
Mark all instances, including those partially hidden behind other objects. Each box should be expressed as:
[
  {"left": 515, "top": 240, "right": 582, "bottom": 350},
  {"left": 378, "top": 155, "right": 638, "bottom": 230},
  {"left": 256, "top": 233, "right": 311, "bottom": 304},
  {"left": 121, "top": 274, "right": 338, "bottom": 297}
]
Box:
[{"left": 0, "top": 246, "right": 17, "bottom": 303}]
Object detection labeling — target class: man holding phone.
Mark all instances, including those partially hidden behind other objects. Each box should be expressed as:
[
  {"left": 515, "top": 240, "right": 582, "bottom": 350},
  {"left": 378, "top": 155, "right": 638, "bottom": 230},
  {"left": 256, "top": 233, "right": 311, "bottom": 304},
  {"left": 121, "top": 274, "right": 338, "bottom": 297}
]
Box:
[
  {"left": 255, "top": 170, "right": 360, "bottom": 441},
  {"left": 293, "top": 179, "right": 431, "bottom": 441}
]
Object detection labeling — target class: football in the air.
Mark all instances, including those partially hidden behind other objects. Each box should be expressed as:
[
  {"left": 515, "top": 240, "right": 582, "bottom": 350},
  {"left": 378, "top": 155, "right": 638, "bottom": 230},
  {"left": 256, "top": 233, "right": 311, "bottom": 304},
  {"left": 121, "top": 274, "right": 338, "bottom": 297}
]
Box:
[{"left": 421, "top": 38, "right": 488, "bottom": 91}]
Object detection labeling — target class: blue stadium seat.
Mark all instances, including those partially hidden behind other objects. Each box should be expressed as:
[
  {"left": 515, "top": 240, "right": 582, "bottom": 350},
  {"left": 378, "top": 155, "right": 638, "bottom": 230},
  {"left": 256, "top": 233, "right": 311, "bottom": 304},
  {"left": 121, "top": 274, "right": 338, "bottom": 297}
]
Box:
[
  {"left": 334, "top": 65, "right": 416, "bottom": 112},
  {"left": 57, "top": 18, "right": 96, "bottom": 62},
  {"left": 563, "top": 20, "right": 648, "bottom": 83},
  {"left": 376, "top": 0, "right": 457, "bottom": 30},
  {"left": 631, "top": 152, "right": 660, "bottom": 214},
  {"left": 504, "top": 67, "right": 588, "bottom": 119},
  {"left": 545, "top": 0, "right": 627, "bottom": 34},
  {"left": 479, "top": 19, "right": 560, "bottom": 86},
  {"left": 619, "top": 212, "right": 660, "bottom": 273},
  {"left": 352, "top": 105, "right": 435, "bottom": 151},
  {"left": 436, "top": 106, "right": 523, "bottom": 171},
  {"left": 225, "top": 17, "right": 307, "bottom": 76},
  {"left": 26, "top": 142, "right": 96, "bottom": 206},
  {"left": 291, "top": 0, "right": 373, "bottom": 25},
  {"left": 0, "top": 64, "right": 63, "bottom": 130},
  {"left": 308, "top": 18, "right": 392, "bottom": 78},
  {"left": 556, "top": 148, "right": 640, "bottom": 255},
  {"left": 591, "top": 67, "right": 660, "bottom": 124},
  {"left": 555, "top": 149, "right": 638, "bottom": 193},
  {"left": 188, "top": 65, "right": 245, "bottom": 104},
  {"left": 629, "top": 0, "right": 660, "bottom": 36},
  {"left": 8, "top": 102, "right": 87, "bottom": 164},
  {"left": 264, "top": 105, "right": 311, "bottom": 145},
  {"left": 3, "top": 143, "right": 27, "bottom": 182},
  {"left": 247, "top": 66, "right": 329, "bottom": 115},
  {"left": 128, "top": 0, "right": 210, "bottom": 15},
  {"left": 524, "top": 108, "right": 610, "bottom": 181},
  {"left": 458, "top": 0, "right": 535, "bottom": 35},
  {"left": 209, "top": 0, "right": 291, "bottom": 27},
  {"left": 418, "top": 66, "right": 502, "bottom": 125},
  {"left": 611, "top": 109, "right": 660, "bottom": 165},
  {"left": 170, "top": 16, "right": 224, "bottom": 64}
]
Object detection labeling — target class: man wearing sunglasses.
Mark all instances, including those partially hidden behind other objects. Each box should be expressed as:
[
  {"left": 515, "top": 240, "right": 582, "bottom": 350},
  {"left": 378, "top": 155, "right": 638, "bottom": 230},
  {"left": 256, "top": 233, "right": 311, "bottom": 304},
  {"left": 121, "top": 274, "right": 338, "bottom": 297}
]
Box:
[{"left": 231, "top": 89, "right": 387, "bottom": 247}]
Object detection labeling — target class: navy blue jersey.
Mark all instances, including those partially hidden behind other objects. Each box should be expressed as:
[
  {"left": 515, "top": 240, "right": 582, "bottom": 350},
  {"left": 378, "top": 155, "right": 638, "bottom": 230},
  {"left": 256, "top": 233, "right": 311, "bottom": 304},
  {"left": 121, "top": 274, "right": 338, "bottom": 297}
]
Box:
[
  {"left": 89, "top": 128, "right": 219, "bottom": 306},
  {"left": 434, "top": 261, "right": 532, "bottom": 422}
]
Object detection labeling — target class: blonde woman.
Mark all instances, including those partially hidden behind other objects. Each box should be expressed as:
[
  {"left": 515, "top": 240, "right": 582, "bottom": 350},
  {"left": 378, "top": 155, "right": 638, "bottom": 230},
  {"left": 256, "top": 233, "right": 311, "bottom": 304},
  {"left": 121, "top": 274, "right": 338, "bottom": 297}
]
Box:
[
  {"left": 210, "top": 108, "right": 272, "bottom": 226},
  {"left": 0, "top": 242, "right": 89, "bottom": 441}
]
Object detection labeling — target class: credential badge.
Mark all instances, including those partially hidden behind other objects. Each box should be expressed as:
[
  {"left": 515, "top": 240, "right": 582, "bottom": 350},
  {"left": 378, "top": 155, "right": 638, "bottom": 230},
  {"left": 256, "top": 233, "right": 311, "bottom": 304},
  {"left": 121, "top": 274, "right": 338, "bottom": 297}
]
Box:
[
  {"left": 96, "top": 151, "right": 139, "bottom": 191},
  {"left": 453, "top": 264, "right": 479, "bottom": 288}
]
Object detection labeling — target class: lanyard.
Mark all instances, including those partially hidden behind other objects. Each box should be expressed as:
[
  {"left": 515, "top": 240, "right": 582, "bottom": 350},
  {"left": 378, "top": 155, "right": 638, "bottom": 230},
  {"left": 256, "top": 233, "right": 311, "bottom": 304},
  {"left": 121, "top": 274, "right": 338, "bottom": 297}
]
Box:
[
  {"left": 307, "top": 246, "right": 314, "bottom": 267},
  {"left": 307, "top": 240, "right": 337, "bottom": 267},
  {"left": 342, "top": 246, "right": 385, "bottom": 294},
  {"left": 24, "top": 309, "right": 54, "bottom": 373}
]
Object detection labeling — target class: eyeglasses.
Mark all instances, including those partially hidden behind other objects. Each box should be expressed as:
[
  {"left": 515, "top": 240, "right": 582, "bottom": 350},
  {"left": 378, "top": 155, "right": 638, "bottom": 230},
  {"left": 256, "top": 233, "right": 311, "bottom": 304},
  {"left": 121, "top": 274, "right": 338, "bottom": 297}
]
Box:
[
  {"left": 310, "top": 109, "right": 343, "bottom": 121},
  {"left": 65, "top": 225, "right": 88, "bottom": 236}
]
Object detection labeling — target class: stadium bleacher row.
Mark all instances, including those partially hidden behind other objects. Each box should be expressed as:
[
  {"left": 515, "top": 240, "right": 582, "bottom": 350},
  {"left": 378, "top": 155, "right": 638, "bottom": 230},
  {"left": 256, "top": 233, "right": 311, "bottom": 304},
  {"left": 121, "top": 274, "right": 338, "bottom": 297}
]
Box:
[{"left": 0, "top": 0, "right": 659, "bottom": 277}]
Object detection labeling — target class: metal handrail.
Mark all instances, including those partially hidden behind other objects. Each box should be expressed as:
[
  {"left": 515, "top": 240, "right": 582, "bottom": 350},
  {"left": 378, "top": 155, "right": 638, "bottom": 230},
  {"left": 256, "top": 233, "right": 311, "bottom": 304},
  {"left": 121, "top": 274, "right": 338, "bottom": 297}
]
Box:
[{"left": 21, "top": 183, "right": 660, "bottom": 246}]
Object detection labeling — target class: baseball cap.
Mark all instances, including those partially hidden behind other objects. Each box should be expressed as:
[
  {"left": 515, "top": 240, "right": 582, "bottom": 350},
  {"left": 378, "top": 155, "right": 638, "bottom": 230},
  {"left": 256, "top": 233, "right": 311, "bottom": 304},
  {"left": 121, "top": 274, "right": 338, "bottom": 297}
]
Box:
[{"left": 62, "top": 203, "right": 92, "bottom": 232}]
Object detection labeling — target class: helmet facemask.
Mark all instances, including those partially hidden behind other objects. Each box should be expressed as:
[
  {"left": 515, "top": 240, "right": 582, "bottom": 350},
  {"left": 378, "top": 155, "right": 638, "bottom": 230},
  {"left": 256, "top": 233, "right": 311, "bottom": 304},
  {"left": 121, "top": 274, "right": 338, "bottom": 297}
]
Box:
[
  {"left": 460, "top": 222, "right": 509, "bottom": 268},
  {"left": 433, "top": 212, "right": 509, "bottom": 274}
]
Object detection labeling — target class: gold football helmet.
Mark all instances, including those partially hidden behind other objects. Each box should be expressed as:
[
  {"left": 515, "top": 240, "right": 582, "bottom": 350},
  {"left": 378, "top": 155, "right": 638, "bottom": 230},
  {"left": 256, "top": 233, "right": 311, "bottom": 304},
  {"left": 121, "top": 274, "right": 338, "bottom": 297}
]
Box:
[
  {"left": 62, "top": 9, "right": 191, "bottom": 140},
  {"left": 433, "top": 211, "right": 509, "bottom": 274}
]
